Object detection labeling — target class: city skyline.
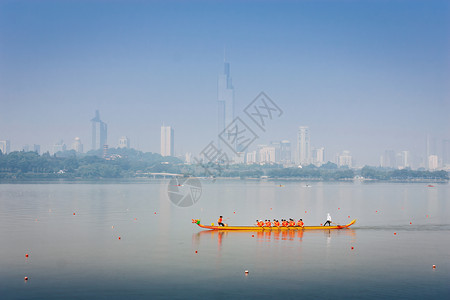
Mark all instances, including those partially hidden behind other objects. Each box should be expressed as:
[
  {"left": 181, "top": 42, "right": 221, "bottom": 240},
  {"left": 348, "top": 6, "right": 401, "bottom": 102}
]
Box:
[{"left": 0, "top": 1, "right": 449, "bottom": 166}]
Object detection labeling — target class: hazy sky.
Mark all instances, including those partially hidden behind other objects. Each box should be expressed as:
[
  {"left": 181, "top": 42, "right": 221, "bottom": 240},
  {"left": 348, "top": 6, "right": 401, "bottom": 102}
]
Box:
[{"left": 1, "top": 0, "right": 449, "bottom": 166}]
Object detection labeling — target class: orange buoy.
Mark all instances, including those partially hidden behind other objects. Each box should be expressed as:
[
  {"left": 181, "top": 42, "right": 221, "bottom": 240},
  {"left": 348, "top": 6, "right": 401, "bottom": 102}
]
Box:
[
  {"left": 305, "top": 211, "right": 307, "bottom": 213},
  {"left": 118, "top": 236, "right": 121, "bottom": 240},
  {"left": 195, "top": 250, "right": 198, "bottom": 253},
  {"left": 351, "top": 246, "right": 354, "bottom": 250},
  {"left": 154, "top": 212, "right": 157, "bottom": 214},
  {"left": 25, "top": 254, "right": 29, "bottom": 258},
  {"left": 338, "top": 208, "right": 340, "bottom": 210},
  {"left": 375, "top": 211, "right": 378, "bottom": 213},
  {"left": 348, "top": 216, "right": 350, "bottom": 218},
  {"left": 252, "top": 235, "right": 254, "bottom": 237},
  {"left": 410, "top": 222, "right": 412, "bottom": 225},
  {"left": 432, "top": 265, "right": 436, "bottom": 269},
  {"left": 426, "top": 215, "right": 429, "bottom": 218},
  {"left": 320, "top": 224, "right": 323, "bottom": 226},
  {"left": 73, "top": 212, "right": 76, "bottom": 215},
  {"left": 234, "top": 212, "right": 235, "bottom": 214},
  {"left": 24, "top": 277, "right": 28, "bottom": 281},
  {"left": 134, "top": 218, "right": 137, "bottom": 221},
  {"left": 394, "top": 232, "right": 397, "bottom": 235},
  {"left": 244, "top": 270, "right": 249, "bottom": 274}
]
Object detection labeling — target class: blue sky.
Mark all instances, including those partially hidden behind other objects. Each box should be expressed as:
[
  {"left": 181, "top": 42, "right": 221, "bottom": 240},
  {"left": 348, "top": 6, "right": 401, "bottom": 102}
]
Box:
[{"left": 0, "top": 0, "right": 449, "bottom": 166}]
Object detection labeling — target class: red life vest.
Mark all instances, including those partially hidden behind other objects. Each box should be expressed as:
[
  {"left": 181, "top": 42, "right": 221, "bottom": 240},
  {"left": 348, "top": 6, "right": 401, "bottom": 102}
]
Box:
[
  {"left": 289, "top": 221, "right": 295, "bottom": 226},
  {"left": 282, "top": 221, "right": 288, "bottom": 227},
  {"left": 218, "top": 218, "right": 223, "bottom": 223},
  {"left": 297, "top": 221, "right": 304, "bottom": 227},
  {"left": 265, "top": 221, "right": 271, "bottom": 227},
  {"left": 257, "top": 221, "right": 264, "bottom": 227}
]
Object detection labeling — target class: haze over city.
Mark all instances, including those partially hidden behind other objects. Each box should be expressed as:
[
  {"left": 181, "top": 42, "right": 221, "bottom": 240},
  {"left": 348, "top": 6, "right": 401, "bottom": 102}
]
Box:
[{"left": 1, "top": 0, "right": 449, "bottom": 167}]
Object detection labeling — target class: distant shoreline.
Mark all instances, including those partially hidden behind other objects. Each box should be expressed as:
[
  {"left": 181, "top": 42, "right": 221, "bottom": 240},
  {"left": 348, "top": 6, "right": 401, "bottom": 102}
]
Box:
[{"left": 0, "top": 176, "right": 447, "bottom": 184}]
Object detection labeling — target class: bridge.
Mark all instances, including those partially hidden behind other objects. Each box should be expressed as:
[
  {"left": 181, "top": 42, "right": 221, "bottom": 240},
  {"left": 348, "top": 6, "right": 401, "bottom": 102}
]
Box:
[{"left": 137, "top": 172, "right": 184, "bottom": 179}]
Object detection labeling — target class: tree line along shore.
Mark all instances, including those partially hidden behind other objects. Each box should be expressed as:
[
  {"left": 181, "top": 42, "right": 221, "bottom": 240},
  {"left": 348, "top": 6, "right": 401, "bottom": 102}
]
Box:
[{"left": 0, "top": 149, "right": 448, "bottom": 182}]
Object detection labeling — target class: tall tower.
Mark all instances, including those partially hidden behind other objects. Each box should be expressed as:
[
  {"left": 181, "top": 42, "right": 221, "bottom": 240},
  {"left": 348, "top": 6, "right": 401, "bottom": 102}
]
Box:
[
  {"left": 91, "top": 110, "right": 107, "bottom": 150},
  {"left": 217, "top": 61, "right": 235, "bottom": 149},
  {"left": 297, "top": 126, "right": 311, "bottom": 165},
  {"left": 161, "top": 125, "right": 174, "bottom": 157}
]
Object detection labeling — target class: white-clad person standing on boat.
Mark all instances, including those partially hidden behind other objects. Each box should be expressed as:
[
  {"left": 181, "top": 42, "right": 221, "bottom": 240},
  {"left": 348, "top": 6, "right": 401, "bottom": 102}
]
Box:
[{"left": 323, "top": 213, "right": 332, "bottom": 226}]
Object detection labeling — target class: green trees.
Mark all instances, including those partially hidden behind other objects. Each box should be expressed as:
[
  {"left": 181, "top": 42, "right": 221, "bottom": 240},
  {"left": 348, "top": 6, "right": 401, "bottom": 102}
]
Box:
[
  {"left": 0, "top": 151, "right": 448, "bottom": 181},
  {"left": 0, "top": 149, "right": 182, "bottom": 179},
  {"left": 360, "top": 166, "right": 449, "bottom": 181}
]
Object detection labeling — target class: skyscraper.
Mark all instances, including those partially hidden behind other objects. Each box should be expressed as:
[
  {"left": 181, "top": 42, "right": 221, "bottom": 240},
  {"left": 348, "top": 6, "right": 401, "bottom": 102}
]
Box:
[
  {"left": 217, "top": 61, "right": 234, "bottom": 149},
  {"left": 72, "top": 137, "right": 84, "bottom": 153},
  {"left": 91, "top": 110, "right": 107, "bottom": 151},
  {"left": 0, "top": 140, "right": 10, "bottom": 154},
  {"left": 161, "top": 126, "right": 174, "bottom": 157},
  {"left": 33, "top": 144, "right": 40, "bottom": 154},
  {"left": 118, "top": 136, "right": 130, "bottom": 149},
  {"left": 280, "top": 140, "right": 292, "bottom": 163},
  {"left": 443, "top": 139, "right": 450, "bottom": 167},
  {"left": 297, "top": 126, "right": 311, "bottom": 165},
  {"left": 53, "top": 140, "right": 66, "bottom": 154},
  {"left": 338, "top": 150, "right": 352, "bottom": 168},
  {"left": 381, "top": 150, "right": 396, "bottom": 168},
  {"left": 313, "top": 147, "right": 325, "bottom": 166}
]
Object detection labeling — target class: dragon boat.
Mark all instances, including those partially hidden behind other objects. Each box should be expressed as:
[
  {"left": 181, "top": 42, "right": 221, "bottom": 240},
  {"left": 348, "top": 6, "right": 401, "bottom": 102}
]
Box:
[{"left": 192, "top": 219, "right": 356, "bottom": 231}]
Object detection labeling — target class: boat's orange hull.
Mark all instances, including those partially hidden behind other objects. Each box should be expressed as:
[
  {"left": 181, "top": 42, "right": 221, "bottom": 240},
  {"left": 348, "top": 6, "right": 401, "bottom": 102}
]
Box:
[{"left": 194, "top": 219, "right": 356, "bottom": 231}]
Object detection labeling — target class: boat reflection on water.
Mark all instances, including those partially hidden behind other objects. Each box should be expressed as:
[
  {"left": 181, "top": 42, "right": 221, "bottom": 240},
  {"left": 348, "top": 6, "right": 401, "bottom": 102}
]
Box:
[{"left": 192, "top": 228, "right": 356, "bottom": 250}]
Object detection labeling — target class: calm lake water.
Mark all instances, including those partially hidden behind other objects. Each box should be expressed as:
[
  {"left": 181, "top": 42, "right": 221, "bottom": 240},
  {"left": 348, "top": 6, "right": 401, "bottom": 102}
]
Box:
[{"left": 0, "top": 180, "right": 449, "bottom": 299}]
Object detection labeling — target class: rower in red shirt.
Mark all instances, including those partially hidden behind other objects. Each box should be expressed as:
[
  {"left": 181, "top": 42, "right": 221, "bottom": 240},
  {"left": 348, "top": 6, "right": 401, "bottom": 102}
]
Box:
[
  {"left": 297, "top": 219, "right": 304, "bottom": 227},
  {"left": 217, "top": 216, "right": 225, "bottom": 227}
]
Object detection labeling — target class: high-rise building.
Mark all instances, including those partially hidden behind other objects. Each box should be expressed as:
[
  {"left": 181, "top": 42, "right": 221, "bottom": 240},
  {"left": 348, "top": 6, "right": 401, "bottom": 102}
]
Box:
[
  {"left": 72, "top": 137, "right": 84, "bottom": 153},
  {"left": 161, "top": 126, "right": 174, "bottom": 156},
  {"left": 428, "top": 155, "right": 438, "bottom": 170},
  {"left": 246, "top": 151, "right": 257, "bottom": 164},
  {"left": 259, "top": 146, "right": 276, "bottom": 164},
  {"left": 313, "top": 147, "right": 325, "bottom": 166},
  {"left": 397, "top": 150, "right": 410, "bottom": 169},
  {"left": 91, "top": 110, "right": 107, "bottom": 151},
  {"left": 53, "top": 140, "right": 66, "bottom": 154},
  {"left": 0, "top": 140, "right": 10, "bottom": 154},
  {"left": 217, "top": 61, "right": 234, "bottom": 149},
  {"left": 33, "top": 144, "right": 40, "bottom": 154},
  {"left": 381, "top": 150, "right": 396, "bottom": 168},
  {"left": 338, "top": 150, "right": 352, "bottom": 168},
  {"left": 118, "top": 136, "right": 130, "bottom": 149},
  {"left": 280, "top": 140, "right": 291, "bottom": 163},
  {"left": 297, "top": 126, "right": 311, "bottom": 165},
  {"left": 442, "top": 139, "right": 450, "bottom": 167}
]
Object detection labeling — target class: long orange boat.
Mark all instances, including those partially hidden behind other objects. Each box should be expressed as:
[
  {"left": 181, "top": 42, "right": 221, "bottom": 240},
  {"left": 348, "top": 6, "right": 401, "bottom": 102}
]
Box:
[{"left": 192, "top": 219, "right": 356, "bottom": 231}]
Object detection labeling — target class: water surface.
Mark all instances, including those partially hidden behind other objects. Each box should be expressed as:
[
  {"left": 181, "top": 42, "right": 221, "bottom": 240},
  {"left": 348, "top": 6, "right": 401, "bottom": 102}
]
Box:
[{"left": 0, "top": 180, "right": 448, "bottom": 299}]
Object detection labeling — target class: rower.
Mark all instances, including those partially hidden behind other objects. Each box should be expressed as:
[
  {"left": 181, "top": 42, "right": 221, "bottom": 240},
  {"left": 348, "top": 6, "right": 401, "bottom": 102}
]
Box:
[
  {"left": 289, "top": 219, "right": 296, "bottom": 227},
  {"left": 217, "top": 216, "right": 225, "bottom": 227},
  {"left": 265, "top": 220, "right": 272, "bottom": 227},
  {"left": 257, "top": 220, "right": 264, "bottom": 227},
  {"left": 323, "top": 213, "right": 332, "bottom": 226},
  {"left": 282, "top": 219, "right": 288, "bottom": 227},
  {"left": 297, "top": 219, "right": 304, "bottom": 227}
]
